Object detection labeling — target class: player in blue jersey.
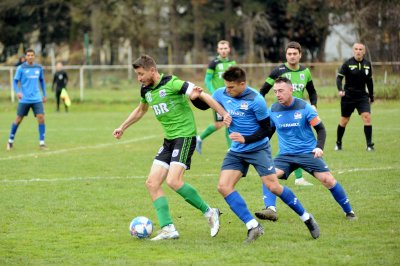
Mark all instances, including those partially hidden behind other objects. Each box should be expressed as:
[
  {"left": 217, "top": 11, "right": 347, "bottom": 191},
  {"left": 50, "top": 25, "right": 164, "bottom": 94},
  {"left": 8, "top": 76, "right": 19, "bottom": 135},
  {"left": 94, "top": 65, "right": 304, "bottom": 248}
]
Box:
[
  {"left": 7, "top": 48, "right": 47, "bottom": 150},
  {"left": 214, "top": 67, "right": 319, "bottom": 243},
  {"left": 255, "top": 77, "right": 357, "bottom": 221}
]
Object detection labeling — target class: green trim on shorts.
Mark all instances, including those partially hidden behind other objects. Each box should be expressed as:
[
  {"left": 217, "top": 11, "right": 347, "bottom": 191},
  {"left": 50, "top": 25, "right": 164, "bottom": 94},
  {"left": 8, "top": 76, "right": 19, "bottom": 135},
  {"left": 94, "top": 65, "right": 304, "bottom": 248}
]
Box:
[{"left": 179, "top": 137, "right": 192, "bottom": 163}]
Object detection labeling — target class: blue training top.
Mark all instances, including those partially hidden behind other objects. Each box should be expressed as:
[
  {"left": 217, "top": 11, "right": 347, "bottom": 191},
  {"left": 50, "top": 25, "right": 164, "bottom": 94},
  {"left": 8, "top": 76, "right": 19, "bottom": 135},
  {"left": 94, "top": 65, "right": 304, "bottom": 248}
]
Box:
[
  {"left": 213, "top": 86, "right": 269, "bottom": 153},
  {"left": 14, "top": 62, "right": 46, "bottom": 103},
  {"left": 270, "top": 98, "right": 320, "bottom": 154}
]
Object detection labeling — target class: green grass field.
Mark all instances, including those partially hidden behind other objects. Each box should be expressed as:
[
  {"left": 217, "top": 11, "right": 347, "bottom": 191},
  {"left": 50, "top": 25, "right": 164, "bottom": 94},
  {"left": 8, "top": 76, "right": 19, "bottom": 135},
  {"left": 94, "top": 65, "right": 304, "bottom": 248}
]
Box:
[{"left": 0, "top": 97, "right": 399, "bottom": 265}]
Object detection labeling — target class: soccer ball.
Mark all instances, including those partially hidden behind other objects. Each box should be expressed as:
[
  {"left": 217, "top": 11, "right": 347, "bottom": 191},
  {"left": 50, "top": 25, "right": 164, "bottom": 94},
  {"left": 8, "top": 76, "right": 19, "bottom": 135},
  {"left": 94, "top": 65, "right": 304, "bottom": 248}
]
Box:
[{"left": 129, "top": 216, "right": 153, "bottom": 239}]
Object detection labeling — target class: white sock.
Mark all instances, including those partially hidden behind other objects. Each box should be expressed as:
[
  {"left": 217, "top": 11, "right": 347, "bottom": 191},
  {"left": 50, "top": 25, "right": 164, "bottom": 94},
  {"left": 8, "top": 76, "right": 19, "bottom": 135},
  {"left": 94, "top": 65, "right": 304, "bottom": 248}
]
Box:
[
  {"left": 300, "top": 212, "right": 311, "bottom": 222},
  {"left": 163, "top": 224, "right": 176, "bottom": 231},
  {"left": 204, "top": 207, "right": 213, "bottom": 218},
  {"left": 267, "top": 206, "right": 277, "bottom": 212},
  {"left": 245, "top": 219, "right": 259, "bottom": 230}
]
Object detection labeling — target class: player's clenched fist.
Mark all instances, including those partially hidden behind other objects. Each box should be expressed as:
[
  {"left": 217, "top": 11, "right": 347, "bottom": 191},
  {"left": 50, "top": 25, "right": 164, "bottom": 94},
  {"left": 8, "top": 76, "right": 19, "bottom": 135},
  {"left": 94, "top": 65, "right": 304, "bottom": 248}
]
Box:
[{"left": 113, "top": 128, "right": 124, "bottom": 139}]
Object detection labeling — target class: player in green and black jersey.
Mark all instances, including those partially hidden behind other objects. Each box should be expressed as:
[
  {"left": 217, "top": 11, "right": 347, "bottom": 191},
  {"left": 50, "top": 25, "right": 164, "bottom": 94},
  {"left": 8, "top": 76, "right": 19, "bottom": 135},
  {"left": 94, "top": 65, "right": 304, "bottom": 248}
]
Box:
[
  {"left": 196, "top": 40, "right": 237, "bottom": 154},
  {"left": 259, "top": 41, "right": 317, "bottom": 188},
  {"left": 335, "top": 42, "right": 374, "bottom": 151},
  {"left": 113, "top": 55, "right": 231, "bottom": 241}
]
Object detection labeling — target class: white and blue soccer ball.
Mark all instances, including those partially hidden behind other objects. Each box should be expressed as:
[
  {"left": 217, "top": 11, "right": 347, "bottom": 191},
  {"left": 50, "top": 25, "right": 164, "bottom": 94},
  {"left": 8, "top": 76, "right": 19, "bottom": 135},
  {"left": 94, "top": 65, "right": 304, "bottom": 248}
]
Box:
[{"left": 129, "top": 216, "right": 153, "bottom": 239}]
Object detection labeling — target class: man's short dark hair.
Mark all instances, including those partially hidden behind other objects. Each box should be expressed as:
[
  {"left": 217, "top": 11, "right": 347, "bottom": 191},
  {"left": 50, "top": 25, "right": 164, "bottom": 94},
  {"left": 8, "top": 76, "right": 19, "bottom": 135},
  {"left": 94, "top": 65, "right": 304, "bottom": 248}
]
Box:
[
  {"left": 286, "top": 41, "right": 302, "bottom": 53},
  {"left": 25, "top": 48, "right": 35, "bottom": 55},
  {"left": 132, "top": 55, "right": 157, "bottom": 70},
  {"left": 222, "top": 66, "right": 246, "bottom": 83},
  {"left": 275, "top": 76, "right": 292, "bottom": 86}
]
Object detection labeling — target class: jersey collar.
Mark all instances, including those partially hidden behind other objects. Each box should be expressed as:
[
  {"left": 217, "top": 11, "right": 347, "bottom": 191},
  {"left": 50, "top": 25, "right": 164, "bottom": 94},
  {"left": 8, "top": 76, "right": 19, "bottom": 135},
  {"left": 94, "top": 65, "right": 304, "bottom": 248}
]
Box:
[
  {"left": 284, "top": 62, "right": 300, "bottom": 71},
  {"left": 217, "top": 55, "right": 230, "bottom": 62}
]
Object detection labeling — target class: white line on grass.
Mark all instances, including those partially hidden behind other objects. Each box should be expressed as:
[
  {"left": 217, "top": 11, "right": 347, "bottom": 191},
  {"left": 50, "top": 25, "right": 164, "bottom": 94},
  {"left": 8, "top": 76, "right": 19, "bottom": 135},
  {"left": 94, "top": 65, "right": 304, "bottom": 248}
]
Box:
[
  {"left": 0, "top": 173, "right": 216, "bottom": 183},
  {"left": 334, "top": 166, "right": 398, "bottom": 174},
  {"left": 1, "top": 175, "right": 147, "bottom": 183},
  {"left": 0, "top": 135, "right": 157, "bottom": 161},
  {"left": 1, "top": 167, "right": 397, "bottom": 184}
]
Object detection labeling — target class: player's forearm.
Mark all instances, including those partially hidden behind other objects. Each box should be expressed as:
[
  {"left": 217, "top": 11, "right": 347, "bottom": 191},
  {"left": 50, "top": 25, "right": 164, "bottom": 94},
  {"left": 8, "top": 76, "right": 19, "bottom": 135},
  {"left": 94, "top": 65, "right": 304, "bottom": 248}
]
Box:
[
  {"left": 259, "top": 82, "right": 272, "bottom": 97},
  {"left": 313, "top": 122, "right": 326, "bottom": 150},
  {"left": 243, "top": 117, "right": 271, "bottom": 143},
  {"left": 40, "top": 78, "right": 47, "bottom": 97},
  {"left": 306, "top": 81, "right": 318, "bottom": 106},
  {"left": 366, "top": 78, "right": 374, "bottom": 100},
  {"left": 13, "top": 79, "right": 19, "bottom": 94},
  {"left": 199, "top": 92, "right": 227, "bottom": 116},
  {"left": 336, "top": 75, "right": 344, "bottom": 91},
  {"left": 204, "top": 73, "right": 215, "bottom": 93},
  {"left": 120, "top": 105, "right": 148, "bottom": 131}
]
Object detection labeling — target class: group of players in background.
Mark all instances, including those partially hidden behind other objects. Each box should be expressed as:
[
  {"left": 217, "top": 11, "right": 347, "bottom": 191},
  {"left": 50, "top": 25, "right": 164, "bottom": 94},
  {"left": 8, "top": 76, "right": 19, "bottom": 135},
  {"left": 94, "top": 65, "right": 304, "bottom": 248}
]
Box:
[{"left": 9, "top": 40, "right": 374, "bottom": 243}]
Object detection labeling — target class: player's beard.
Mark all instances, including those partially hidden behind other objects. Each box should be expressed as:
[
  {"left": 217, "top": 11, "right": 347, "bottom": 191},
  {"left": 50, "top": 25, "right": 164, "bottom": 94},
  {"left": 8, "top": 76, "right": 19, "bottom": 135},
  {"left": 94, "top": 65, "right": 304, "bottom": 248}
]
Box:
[{"left": 143, "top": 77, "right": 155, "bottom": 87}]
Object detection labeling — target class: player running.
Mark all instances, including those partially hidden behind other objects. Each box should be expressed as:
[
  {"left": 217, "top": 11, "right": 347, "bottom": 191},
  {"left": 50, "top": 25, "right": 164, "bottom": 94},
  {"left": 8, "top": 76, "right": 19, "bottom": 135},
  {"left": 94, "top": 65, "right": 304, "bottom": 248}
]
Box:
[{"left": 113, "top": 55, "right": 231, "bottom": 241}]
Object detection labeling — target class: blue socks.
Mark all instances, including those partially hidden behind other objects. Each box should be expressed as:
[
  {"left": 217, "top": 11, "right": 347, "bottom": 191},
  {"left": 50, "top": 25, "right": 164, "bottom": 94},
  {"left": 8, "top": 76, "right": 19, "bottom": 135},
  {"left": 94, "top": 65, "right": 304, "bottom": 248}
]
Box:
[
  {"left": 8, "top": 123, "right": 19, "bottom": 142},
  {"left": 8, "top": 123, "right": 46, "bottom": 144},
  {"left": 329, "top": 182, "right": 352, "bottom": 213},
  {"left": 263, "top": 181, "right": 353, "bottom": 215},
  {"left": 224, "top": 191, "right": 254, "bottom": 224},
  {"left": 263, "top": 184, "right": 305, "bottom": 216},
  {"left": 38, "top": 124, "right": 46, "bottom": 142},
  {"left": 262, "top": 183, "right": 277, "bottom": 208},
  {"left": 278, "top": 186, "right": 305, "bottom": 216}
]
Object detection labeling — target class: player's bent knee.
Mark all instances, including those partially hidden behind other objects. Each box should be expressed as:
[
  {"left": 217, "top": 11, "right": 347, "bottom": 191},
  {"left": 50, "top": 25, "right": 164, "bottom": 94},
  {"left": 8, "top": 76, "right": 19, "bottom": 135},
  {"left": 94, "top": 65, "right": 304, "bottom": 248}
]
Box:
[
  {"left": 145, "top": 178, "right": 161, "bottom": 191},
  {"left": 165, "top": 177, "right": 182, "bottom": 191},
  {"left": 264, "top": 179, "right": 281, "bottom": 195},
  {"left": 315, "top": 172, "right": 336, "bottom": 188},
  {"left": 217, "top": 183, "right": 232, "bottom": 197}
]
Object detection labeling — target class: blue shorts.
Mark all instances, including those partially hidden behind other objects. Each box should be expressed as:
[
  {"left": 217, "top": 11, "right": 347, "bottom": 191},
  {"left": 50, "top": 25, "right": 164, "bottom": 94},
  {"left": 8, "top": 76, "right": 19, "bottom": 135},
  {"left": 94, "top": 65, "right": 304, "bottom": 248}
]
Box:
[
  {"left": 17, "top": 102, "right": 45, "bottom": 117},
  {"left": 221, "top": 144, "right": 276, "bottom": 177},
  {"left": 274, "top": 153, "right": 330, "bottom": 179}
]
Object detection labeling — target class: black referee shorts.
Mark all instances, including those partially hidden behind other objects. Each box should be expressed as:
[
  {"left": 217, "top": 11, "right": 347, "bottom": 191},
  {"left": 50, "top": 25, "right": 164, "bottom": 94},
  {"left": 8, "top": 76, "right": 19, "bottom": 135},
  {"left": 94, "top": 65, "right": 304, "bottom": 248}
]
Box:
[{"left": 341, "top": 95, "right": 370, "bottom": 117}]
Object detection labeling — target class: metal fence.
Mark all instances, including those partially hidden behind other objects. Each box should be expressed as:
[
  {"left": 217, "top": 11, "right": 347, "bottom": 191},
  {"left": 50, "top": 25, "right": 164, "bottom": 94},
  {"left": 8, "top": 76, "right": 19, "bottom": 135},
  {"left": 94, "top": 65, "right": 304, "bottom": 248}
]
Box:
[{"left": 0, "top": 62, "right": 399, "bottom": 102}]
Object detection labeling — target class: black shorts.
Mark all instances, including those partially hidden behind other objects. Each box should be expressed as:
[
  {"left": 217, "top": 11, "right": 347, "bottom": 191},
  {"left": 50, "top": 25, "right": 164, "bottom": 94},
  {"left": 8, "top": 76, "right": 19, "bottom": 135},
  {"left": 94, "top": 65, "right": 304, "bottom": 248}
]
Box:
[
  {"left": 213, "top": 110, "right": 223, "bottom": 122},
  {"left": 341, "top": 95, "right": 370, "bottom": 117},
  {"left": 154, "top": 137, "right": 196, "bottom": 170}
]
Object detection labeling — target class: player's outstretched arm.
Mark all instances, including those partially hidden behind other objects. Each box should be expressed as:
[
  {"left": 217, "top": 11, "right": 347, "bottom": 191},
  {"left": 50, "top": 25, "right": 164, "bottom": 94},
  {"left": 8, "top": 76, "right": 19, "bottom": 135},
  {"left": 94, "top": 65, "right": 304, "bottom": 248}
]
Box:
[
  {"left": 113, "top": 102, "right": 149, "bottom": 139},
  {"left": 198, "top": 91, "right": 231, "bottom": 127}
]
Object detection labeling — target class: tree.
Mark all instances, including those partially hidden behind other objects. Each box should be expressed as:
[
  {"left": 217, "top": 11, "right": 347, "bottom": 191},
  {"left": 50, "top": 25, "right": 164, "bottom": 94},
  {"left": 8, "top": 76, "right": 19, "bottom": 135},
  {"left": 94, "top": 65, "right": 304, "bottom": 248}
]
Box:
[
  {"left": 286, "top": 0, "right": 330, "bottom": 62},
  {"left": 329, "top": 0, "right": 400, "bottom": 62}
]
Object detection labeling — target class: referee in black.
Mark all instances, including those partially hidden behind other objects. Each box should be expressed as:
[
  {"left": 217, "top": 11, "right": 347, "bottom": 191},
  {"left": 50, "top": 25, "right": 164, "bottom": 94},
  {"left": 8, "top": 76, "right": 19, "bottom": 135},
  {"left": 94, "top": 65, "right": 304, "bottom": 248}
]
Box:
[
  {"left": 52, "top": 62, "right": 69, "bottom": 112},
  {"left": 335, "top": 42, "right": 374, "bottom": 151}
]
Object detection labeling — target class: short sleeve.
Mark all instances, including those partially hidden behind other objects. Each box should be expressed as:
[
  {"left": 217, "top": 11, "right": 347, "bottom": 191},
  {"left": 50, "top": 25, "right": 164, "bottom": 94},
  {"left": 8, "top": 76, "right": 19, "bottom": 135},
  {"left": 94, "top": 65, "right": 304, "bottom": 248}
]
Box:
[{"left": 305, "top": 103, "right": 321, "bottom": 126}]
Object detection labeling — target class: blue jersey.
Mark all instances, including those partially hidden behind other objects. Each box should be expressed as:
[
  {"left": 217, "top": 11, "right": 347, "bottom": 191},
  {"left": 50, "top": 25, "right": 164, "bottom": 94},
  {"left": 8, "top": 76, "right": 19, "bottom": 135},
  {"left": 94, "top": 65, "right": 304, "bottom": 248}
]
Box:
[
  {"left": 14, "top": 62, "right": 46, "bottom": 103},
  {"left": 270, "top": 98, "right": 321, "bottom": 154},
  {"left": 213, "top": 87, "right": 269, "bottom": 152}
]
